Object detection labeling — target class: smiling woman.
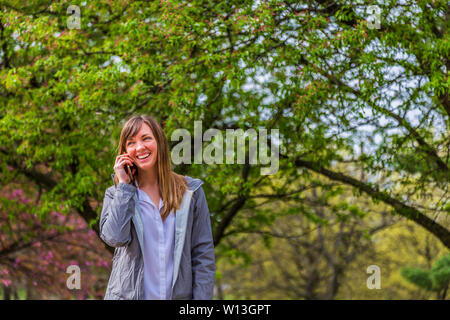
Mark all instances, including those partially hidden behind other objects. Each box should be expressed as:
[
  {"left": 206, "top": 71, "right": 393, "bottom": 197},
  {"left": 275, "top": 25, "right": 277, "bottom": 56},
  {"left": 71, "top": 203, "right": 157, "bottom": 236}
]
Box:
[
  {"left": 100, "top": 114, "right": 216, "bottom": 300},
  {"left": 113, "top": 115, "right": 185, "bottom": 221}
]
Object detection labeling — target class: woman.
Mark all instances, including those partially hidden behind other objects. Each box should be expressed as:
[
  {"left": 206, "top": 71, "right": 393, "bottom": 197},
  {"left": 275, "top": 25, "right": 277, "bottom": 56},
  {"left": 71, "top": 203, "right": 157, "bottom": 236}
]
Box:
[{"left": 100, "top": 114, "right": 216, "bottom": 300}]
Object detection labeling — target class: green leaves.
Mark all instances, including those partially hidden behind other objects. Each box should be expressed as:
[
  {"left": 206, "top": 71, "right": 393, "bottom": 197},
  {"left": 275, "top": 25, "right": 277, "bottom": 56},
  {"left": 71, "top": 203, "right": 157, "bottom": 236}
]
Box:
[
  {"left": 401, "top": 254, "right": 450, "bottom": 294},
  {"left": 401, "top": 267, "right": 434, "bottom": 291},
  {"left": 0, "top": 0, "right": 449, "bottom": 266}
]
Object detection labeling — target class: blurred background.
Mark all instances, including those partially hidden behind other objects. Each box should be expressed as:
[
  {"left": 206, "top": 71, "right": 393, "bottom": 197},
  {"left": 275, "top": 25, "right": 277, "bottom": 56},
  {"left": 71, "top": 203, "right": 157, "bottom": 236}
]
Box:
[{"left": 0, "top": 0, "right": 448, "bottom": 299}]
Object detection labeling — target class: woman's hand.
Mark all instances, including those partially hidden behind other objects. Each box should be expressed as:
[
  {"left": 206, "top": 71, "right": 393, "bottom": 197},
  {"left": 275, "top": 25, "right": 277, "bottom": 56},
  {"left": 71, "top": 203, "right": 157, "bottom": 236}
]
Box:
[{"left": 114, "top": 154, "right": 136, "bottom": 184}]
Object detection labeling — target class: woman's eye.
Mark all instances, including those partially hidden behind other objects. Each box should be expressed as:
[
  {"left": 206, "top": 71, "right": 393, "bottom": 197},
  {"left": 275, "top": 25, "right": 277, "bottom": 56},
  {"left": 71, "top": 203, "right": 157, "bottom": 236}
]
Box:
[{"left": 128, "top": 137, "right": 150, "bottom": 146}]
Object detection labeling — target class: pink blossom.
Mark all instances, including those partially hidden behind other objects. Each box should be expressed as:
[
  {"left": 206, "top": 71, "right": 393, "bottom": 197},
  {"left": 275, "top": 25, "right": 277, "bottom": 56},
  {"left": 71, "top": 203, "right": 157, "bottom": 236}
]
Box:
[
  {"left": 53, "top": 211, "right": 63, "bottom": 218},
  {"left": 12, "top": 189, "right": 24, "bottom": 198},
  {"left": 2, "top": 279, "right": 11, "bottom": 287},
  {"left": 32, "top": 241, "right": 42, "bottom": 248}
]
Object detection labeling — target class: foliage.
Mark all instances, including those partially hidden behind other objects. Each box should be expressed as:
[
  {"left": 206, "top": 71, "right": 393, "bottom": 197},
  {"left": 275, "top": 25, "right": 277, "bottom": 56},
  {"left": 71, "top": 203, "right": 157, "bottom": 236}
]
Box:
[
  {"left": 0, "top": 0, "right": 448, "bottom": 298},
  {"left": 0, "top": 179, "right": 111, "bottom": 299},
  {"left": 401, "top": 253, "right": 450, "bottom": 299}
]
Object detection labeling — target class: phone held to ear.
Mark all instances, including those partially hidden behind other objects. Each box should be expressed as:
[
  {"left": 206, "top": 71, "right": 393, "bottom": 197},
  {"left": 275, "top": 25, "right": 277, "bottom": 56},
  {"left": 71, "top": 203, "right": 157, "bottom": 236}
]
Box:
[{"left": 125, "top": 162, "right": 137, "bottom": 185}]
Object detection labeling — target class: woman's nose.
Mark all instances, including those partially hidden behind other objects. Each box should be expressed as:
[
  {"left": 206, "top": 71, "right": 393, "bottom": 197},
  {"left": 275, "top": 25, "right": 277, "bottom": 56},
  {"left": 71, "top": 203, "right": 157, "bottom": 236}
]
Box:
[{"left": 136, "top": 141, "right": 146, "bottom": 152}]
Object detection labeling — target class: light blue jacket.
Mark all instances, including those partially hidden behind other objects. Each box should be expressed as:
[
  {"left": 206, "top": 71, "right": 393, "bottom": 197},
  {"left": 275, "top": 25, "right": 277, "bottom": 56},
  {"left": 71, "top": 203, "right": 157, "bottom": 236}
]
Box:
[{"left": 100, "top": 175, "right": 216, "bottom": 300}]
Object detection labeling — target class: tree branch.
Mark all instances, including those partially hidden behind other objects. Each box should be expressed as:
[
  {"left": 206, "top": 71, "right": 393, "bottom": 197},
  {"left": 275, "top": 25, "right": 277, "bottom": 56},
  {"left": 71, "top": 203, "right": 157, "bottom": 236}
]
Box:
[{"left": 290, "top": 156, "right": 450, "bottom": 249}]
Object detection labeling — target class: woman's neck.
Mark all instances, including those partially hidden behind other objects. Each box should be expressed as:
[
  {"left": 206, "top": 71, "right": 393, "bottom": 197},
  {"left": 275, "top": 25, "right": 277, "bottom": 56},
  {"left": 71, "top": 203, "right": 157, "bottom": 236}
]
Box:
[{"left": 137, "top": 167, "right": 158, "bottom": 189}]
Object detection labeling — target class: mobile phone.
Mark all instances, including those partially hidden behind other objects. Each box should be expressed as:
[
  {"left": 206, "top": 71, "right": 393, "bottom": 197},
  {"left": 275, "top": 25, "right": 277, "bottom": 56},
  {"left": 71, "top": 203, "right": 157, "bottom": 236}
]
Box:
[{"left": 125, "top": 162, "right": 137, "bottom": 185}]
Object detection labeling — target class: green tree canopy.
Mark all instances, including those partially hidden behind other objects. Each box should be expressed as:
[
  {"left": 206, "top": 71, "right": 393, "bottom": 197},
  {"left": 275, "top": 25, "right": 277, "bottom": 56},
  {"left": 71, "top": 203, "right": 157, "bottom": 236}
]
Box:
[
  {"left": 0, "top": 0, "right": 448, "bottom": 256},
  {"left": 402, "top": 253, "right": 450, "bottom": 299}
]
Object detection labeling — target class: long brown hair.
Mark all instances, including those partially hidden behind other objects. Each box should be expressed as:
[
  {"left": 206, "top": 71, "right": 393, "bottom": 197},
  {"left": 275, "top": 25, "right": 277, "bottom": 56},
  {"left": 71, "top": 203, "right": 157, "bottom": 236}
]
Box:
[{"left": 114, "top": 115, "right": 188, "bottom": 221}]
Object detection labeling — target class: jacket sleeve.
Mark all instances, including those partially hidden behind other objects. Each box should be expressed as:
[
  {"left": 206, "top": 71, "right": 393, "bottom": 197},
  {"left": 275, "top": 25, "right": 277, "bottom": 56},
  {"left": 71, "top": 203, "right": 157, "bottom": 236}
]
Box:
[
  {"left": 191, "top": 186, "right": 216, "bottom": 299},
  {"left": 99, "top": 182, "right": 136, "bottom": 247}
]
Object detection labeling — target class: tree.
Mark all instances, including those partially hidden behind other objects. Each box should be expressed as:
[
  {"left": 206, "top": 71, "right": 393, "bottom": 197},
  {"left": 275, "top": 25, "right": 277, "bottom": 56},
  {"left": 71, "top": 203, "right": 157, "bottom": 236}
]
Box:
[
  {"left": 215, "top": 161, "right": 396, "bottom": 299},
  {"left": 401, "top": 253, "right": 450, "bottom": 300},
  {"left": 0, "top": 177, "right": 111, "bottom": 299},
  {"left": 0, "top": 1, "right": 448, "bottom": 298}
]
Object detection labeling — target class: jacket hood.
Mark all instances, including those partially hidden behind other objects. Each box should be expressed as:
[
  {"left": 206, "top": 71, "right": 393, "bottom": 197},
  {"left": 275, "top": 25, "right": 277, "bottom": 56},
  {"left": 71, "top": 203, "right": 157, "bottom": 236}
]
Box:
[{"left": 110, "top": 173, "right": 203, "bottom": 192}]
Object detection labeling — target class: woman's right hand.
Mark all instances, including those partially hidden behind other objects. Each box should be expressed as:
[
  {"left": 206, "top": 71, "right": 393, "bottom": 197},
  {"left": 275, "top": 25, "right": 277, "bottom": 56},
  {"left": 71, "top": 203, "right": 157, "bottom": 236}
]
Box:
[{"left": 114, "top": 154, "right": 135, "bottom": 184}]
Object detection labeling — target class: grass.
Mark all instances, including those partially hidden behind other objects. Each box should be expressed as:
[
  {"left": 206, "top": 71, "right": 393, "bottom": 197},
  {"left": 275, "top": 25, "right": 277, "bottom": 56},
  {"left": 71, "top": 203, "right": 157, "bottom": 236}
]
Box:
[{"left": 0, "top": 287, "right": 28, "bottom": 300}]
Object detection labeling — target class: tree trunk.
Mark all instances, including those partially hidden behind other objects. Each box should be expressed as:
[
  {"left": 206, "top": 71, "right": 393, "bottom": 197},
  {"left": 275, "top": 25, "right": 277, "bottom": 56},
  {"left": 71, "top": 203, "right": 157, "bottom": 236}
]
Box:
[{"left": 3, "top": 286, "right": 11, "bottom": 300}]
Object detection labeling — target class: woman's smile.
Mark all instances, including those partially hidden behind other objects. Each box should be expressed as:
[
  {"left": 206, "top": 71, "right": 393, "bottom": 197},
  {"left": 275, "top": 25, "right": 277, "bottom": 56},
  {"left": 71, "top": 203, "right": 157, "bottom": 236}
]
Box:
[{"left": 136, "top": 152, "right": 152, "bottom": 161}]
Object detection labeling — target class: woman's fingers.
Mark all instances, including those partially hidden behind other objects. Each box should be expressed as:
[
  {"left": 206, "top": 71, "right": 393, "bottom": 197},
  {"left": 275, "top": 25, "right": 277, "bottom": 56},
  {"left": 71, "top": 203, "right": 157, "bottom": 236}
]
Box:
[
  {"left": 115, "top": 154, "right": 134, "bottom": 165},
  {"left": 114, "top": 159, "right": 134, "bottom": 170},
  {"left": 116, "top": 154, "right": 132, "bottom": 160},
  {"left": 113, "top": 154, "right": 136, "bottom": 184},
  {"left": 118, "top": 159, "right": 133, "bottom": 168}
]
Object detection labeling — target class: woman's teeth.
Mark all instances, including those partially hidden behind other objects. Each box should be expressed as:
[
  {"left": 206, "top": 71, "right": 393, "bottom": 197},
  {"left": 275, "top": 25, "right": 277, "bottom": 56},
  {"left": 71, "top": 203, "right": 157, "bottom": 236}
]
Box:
[{"left": 137, "top": 153, "right": 151, "bottom": 160}]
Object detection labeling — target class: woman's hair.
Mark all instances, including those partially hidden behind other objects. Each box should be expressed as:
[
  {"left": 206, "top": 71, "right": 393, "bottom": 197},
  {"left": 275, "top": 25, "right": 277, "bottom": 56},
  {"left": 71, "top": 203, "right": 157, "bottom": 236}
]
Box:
[{"left": 114, "top": 114, "right": 188, "bottom": 221}]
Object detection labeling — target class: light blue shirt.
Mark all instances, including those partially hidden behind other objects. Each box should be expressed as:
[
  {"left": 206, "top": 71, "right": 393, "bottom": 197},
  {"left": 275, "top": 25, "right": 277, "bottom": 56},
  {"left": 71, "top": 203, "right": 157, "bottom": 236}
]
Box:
[{"left": 137, "top": 188, "right": 175, "bottom": 300}]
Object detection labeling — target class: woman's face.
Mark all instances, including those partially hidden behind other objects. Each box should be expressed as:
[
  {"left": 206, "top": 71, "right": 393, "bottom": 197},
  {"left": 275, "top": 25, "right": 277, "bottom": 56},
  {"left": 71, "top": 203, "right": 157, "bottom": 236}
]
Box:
[{"left": 125, "top": 122, "right": 158, "bottom": 171}]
